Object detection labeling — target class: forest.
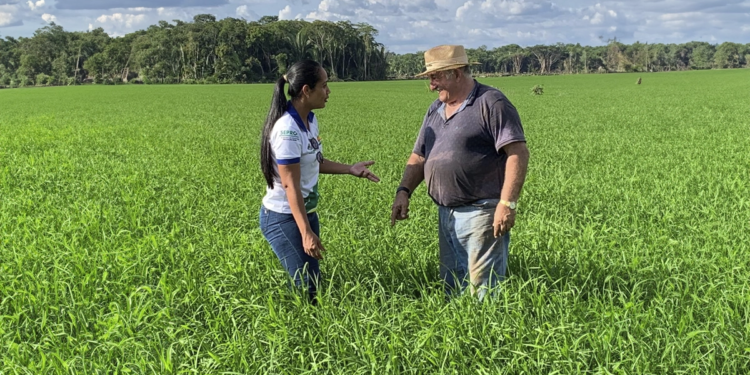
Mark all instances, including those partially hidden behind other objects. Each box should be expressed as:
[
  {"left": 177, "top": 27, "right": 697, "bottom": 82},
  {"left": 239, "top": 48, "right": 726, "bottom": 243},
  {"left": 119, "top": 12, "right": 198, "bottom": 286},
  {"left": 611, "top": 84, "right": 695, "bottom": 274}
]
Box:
[{"left": 1, "top": 14, "right": 748, "bottom": 87}]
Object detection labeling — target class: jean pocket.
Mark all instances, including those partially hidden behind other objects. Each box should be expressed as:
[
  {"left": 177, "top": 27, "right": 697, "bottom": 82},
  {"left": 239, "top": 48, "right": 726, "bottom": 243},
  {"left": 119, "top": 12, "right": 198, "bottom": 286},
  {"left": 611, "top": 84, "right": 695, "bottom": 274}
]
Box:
[{"left": 263, "top": 209, "right": 296, "bottom": 227}]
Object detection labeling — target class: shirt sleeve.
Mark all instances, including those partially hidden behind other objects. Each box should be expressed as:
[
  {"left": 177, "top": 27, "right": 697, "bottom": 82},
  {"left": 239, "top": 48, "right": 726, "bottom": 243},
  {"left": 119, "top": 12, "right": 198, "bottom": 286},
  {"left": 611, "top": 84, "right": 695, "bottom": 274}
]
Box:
[
  {"left": 488, "top": 98, "right": 526, "bottom": 152},
  {"left": 412, "top": 106, "right": 434, "bottom": 157},
  {"left": 271, "top": 121, "right": 303, "bottom": 165}
]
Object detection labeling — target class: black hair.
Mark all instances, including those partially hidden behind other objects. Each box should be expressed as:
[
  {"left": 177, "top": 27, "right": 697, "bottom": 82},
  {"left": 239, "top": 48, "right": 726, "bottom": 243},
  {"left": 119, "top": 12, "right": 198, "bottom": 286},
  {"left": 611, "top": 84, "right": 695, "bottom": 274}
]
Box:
[{"left": 260, "top": 60, "right": 323, "bottom": 189}]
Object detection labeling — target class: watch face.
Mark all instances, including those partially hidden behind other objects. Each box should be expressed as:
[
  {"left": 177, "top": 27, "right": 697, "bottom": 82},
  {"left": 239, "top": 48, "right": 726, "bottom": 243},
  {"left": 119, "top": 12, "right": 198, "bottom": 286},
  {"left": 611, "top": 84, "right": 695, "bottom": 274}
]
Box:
[{"left": 509, "top": 202, "right": 517, "bottom": 209}]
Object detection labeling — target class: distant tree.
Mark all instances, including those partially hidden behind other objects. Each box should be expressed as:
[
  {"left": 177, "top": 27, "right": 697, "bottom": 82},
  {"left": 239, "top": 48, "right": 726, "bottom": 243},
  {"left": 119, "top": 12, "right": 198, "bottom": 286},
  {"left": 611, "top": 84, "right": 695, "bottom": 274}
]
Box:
[
  {"left": 507, "top": 44, "right": 527, "bottom": 75},
  {"left": 714, "top": 42, "right": 742, "bottom": 68},
  {"left": 604, "top": 38, "right": 625, "bottom": 72},
  {"left": 689, "top": 42, "right": 715, "bottom": 70}
]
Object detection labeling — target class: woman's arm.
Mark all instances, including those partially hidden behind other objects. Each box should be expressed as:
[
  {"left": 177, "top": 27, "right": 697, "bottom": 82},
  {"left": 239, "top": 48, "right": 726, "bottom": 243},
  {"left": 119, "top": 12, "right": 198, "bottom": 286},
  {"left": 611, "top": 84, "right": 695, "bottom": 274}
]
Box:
[
  {"left": 278, "top": 163, "right": 325, "bottom": 259},
  {"left": 318, "top": 159, "right": 351, "bottom": 174}
]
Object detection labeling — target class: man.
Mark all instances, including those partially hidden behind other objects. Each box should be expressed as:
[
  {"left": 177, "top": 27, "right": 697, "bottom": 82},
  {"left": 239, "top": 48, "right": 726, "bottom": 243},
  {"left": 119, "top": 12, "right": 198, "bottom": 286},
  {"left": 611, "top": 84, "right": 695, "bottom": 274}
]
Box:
[{"left": 390, "top": 45, "right": 529, "bottom": 301}]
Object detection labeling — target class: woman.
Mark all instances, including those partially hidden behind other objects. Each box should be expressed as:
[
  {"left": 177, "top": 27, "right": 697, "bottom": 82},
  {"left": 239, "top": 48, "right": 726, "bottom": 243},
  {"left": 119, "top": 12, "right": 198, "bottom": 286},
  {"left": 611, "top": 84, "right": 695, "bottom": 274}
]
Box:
[{"left": 259, "top": 60, "right": 380, "bottom": 303}]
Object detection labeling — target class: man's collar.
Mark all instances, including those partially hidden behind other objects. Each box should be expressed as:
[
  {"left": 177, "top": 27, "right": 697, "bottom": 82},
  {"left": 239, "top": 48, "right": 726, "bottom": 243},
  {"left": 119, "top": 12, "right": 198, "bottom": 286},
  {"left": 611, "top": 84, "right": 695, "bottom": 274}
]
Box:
[{"left": 465, "top": 80, "right": 480, "bottom": 106}]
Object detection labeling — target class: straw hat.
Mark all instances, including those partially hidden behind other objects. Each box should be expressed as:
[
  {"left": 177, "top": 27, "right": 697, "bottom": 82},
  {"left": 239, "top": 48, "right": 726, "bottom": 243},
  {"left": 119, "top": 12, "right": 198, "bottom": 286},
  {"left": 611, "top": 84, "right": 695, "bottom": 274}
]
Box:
[{"left": 415, "top": 45, "right": 476, "bottom": 77}]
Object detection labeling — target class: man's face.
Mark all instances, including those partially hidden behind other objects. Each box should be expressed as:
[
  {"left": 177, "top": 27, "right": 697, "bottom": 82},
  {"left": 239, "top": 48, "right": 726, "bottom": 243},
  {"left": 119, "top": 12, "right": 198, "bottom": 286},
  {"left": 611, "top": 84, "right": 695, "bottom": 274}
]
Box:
[{"left": 428, "top": 69, "right": 459, "bottom": 103}]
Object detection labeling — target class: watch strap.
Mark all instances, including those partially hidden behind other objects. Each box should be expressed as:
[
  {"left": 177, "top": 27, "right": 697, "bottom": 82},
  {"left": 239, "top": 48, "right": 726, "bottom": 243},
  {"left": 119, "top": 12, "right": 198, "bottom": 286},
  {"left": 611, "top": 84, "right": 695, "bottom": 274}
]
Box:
[
  {"left": 500, "top": 199, "right": 517, "bottom": 209},
  {"left": 396, "top": 186, "right": 412, "bottom": 198}
]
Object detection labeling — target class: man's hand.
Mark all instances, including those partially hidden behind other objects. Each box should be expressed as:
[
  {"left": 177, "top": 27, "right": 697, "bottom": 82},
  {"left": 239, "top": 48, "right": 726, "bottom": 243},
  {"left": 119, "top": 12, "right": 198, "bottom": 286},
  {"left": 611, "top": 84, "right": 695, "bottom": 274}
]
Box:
[
  {"left": 493, "top": 204, "right": 516, "bottom": 238},
  {"left": 390, "top": 191, "right": 410, "bottom": 226},
  {"left": 349, "top": 161, "right": 380, "bottom": 182}
]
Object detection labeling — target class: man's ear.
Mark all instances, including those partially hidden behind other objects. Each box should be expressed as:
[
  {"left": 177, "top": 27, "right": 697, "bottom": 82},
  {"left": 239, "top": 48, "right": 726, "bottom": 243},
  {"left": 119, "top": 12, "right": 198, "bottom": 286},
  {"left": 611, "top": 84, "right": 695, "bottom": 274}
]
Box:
[{"left": 456, "top": 68, "right": 466, "bottom": 81}]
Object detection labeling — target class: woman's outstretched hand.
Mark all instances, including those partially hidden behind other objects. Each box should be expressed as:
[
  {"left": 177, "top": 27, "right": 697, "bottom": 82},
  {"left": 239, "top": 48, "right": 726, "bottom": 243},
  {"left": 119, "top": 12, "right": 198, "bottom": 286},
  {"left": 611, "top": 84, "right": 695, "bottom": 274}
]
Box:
[{"left": 349, "top": 161, "right": 380, "bottom": 182}]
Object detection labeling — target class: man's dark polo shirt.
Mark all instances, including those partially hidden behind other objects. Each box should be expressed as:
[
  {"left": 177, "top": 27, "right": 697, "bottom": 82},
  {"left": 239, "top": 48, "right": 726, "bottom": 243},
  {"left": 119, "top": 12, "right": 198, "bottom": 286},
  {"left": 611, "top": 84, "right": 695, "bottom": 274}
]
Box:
[{"left": 413, "top": 81, "right": 526, "bottom": 207}]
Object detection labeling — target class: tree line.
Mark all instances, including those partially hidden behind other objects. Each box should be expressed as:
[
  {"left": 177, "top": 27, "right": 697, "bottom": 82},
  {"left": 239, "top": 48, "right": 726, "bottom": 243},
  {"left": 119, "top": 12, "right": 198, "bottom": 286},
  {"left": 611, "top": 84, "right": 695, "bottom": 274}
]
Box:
[
  {"left": 0, "top": 15, "right": 388, "bottom": 87},
  {"left": 388, "top": 39, "right": 750, "bottom": 78},
  {"left": 1, "top": 15, "right": 748, "bottom": 88}
]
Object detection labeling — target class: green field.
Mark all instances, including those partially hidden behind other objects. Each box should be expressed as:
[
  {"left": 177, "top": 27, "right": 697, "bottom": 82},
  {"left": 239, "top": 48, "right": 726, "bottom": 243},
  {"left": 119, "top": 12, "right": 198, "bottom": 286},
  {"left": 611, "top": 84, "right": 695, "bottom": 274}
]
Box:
[{"left": 1, "top": 70, "right": 750, "bottom": 374}]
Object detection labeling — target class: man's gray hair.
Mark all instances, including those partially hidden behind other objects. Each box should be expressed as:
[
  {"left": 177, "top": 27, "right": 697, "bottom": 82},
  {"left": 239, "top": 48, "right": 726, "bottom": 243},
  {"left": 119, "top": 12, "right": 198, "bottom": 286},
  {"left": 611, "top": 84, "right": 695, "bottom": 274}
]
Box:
[{"left": 445, "top": 65, "right": 473, "bottom": 80}]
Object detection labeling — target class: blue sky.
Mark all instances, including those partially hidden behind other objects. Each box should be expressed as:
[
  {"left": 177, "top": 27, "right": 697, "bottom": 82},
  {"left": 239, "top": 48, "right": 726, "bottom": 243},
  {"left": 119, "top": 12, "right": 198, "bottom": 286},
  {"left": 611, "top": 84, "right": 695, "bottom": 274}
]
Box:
[{"left": 1, "top": 0, "right": 749, "bottom": 53}]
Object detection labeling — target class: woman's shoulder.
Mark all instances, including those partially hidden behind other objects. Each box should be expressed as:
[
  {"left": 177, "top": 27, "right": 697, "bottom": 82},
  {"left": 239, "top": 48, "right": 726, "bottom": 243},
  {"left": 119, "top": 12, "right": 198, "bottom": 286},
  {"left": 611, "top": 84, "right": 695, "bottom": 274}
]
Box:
[
  {"left": 271, "top": 112, "right": 304, "bottom": 141},
  {"left": 274, "top": 111, "right": 296, "bottom": 129}
]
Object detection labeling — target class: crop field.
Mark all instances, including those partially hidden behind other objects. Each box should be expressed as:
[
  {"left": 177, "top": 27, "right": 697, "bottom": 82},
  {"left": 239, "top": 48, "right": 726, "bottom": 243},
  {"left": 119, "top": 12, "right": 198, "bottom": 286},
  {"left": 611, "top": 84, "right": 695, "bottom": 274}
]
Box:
[{"left": 1, "top": 69, "right": 750, "bottom": 374}]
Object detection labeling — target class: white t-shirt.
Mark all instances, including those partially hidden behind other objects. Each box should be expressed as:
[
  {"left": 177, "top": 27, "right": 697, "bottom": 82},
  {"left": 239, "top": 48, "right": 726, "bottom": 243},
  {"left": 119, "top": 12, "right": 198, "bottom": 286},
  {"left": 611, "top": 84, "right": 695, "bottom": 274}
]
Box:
[{"left": 262, "top": 107, "right": 322, "bottom": 214}]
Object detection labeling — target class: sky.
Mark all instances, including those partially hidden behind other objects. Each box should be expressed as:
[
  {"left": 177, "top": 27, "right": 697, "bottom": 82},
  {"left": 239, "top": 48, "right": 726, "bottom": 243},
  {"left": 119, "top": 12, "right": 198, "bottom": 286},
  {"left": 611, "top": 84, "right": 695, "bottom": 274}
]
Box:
[{"left": 1, "top": 0, "right": 749, "bottom": 54}]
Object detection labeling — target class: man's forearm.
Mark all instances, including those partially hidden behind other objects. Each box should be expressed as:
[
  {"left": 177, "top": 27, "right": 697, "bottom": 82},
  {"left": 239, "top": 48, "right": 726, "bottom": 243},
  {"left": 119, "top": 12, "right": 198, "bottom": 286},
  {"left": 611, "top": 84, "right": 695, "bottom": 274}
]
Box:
[
  {"left": 500, "top": 144, "right": 529, "bottom": 202},
  {"left": 399, "top": 153, "right": 425, "bottom": 192}
]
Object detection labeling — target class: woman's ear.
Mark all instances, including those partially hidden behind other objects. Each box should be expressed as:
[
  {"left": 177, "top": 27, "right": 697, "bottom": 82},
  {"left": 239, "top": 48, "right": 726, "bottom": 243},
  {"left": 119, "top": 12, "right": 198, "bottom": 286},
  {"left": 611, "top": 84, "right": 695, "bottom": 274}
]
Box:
[{"left": 301, "top": 84, "right": 311, "bottom": 98}]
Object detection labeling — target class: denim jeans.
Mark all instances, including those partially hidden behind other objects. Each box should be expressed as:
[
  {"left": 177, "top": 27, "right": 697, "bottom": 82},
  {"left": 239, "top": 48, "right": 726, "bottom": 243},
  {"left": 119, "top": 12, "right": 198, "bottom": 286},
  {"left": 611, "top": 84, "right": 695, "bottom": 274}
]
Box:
[
  {"left": 438, "top": 198, "right": 511, "bottom": 301},
  {"left": 259, "top": 206, "right": 321, "bottom": 302}
]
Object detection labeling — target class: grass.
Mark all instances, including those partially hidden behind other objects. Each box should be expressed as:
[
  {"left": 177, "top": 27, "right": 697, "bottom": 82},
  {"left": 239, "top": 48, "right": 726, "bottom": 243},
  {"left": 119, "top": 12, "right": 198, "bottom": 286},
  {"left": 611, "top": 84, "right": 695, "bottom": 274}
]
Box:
[{"left": 1, "top": 69, "right": 750, "bottom": 373}]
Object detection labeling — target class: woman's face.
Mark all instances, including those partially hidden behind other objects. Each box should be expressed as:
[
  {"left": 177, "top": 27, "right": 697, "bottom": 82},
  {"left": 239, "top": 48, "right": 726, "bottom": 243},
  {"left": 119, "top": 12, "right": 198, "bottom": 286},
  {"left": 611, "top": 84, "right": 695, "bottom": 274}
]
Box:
[{"left": 306, "top": 67, "right": 330, "bottom": 109}]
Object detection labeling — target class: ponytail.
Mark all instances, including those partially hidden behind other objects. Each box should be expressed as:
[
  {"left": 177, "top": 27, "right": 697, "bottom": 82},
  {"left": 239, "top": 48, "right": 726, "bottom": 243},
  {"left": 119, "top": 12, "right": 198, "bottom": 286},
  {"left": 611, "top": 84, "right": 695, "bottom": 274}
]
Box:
[{"left": 261, "top": 76, "right": 288, "bottom": 188}]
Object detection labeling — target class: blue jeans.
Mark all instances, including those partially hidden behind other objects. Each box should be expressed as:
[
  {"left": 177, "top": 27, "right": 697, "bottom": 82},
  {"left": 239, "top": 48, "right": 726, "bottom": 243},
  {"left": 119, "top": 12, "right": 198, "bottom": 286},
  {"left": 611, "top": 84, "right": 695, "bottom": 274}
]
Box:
[
  {"left": 259, "top": 206, "right": 321, "bottom": 302},
  {"left": 438, "top": 199, "right": 511, "bottom": 301}
]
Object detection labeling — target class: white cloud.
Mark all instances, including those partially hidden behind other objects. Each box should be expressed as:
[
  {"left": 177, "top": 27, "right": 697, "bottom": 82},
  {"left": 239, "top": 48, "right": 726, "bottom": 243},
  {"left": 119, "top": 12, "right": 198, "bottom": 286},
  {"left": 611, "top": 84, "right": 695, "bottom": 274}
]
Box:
[
  {"left": 279, "top": 5, "right": 293, "bottom": 19},
  {"left": 88, "top": 23, "right": 93, "bottom": 31},
  {"left": 455, "top": 0, "right": 473, "bottom": 20},
  {"left": 128, "top": 7, "right": 150, "bottom": 12},
  {"left": 654, "top": 11, "right": 710, "bottom": 31},
  {"left": 0, "top": 12, "right": 13, "bottom": 27},
  {"left": 478, "top": 0, "right": 543, "bottom": 15},
  {"left": 608, "top": 10, "right": 617, "bottom": 18},
  {"left": 659, "top": 12, "right": 701, "bottom": 21},
  {"left": 236, "top": 5, "right": 259, "bottom": 19},
  {"left": 96, "top": 13, "right": 146, "bottom": 28},
  {"left": 590, "top": 12, "right": 603, "bottom": 24},
  {"left": 41, "top": 13, "right": 56, "bottom": 23},
  {"left": 317, "top": 0, "right": 335, "bottom": 12},
  {"left": 27, "top": 0, "right": 44, "bottom": 11},
  {"left": 457, "top": 0, "right": 558, "bottom": 24},
  {"left": 308, "top": 0, "right": 436, "bottom": 21},
  {"left": 305, "top": 10, "right": 333, "bottom": 21}
]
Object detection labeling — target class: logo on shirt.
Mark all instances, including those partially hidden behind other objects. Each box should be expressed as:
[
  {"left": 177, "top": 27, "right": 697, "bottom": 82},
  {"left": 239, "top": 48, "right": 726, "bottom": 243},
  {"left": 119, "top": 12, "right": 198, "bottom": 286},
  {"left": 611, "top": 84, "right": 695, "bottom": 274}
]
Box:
[
  {"left": 308, "top": 137, "right": 319, "bottom": 150},
  {"left": 307, "top": 137, "right": 323, "bottom": 163},
  {"left": 279, "top": 130, "right": 299, "bottom": 141}
]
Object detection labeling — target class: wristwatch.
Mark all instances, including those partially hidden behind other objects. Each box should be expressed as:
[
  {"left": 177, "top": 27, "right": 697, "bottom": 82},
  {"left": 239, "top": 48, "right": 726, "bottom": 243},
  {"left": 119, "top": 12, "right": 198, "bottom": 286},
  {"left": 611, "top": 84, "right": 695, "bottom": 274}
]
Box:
[
  {"left": 396, "top": 186, "right": 412, "bottom": 198},
  {"left": 499, "top": 200, "right": 517, "bottom": 210}
]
